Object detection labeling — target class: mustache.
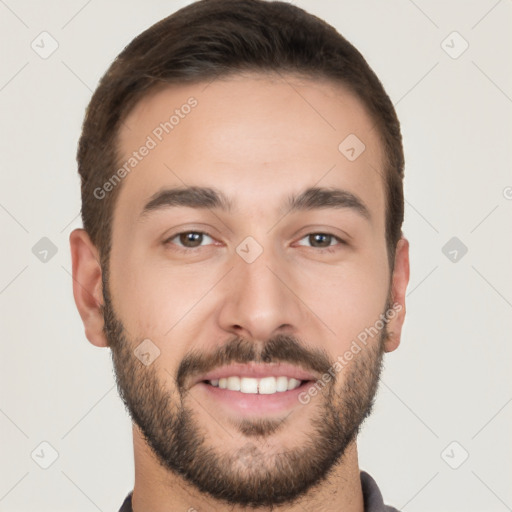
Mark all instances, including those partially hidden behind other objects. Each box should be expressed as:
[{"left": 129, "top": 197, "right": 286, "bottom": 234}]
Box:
[{"left": 176, "top": 334, "right": 333, "bottom": 392}]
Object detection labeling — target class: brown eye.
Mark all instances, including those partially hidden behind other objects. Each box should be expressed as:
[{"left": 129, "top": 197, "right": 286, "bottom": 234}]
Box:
[
  {"left": 296, "top": 233, "right": 345, "bottom": 250},
  {"left": 179, "top": 232, "right": 204, "bottom": 247},
  {"left": 309, "top": 233, "right": 333, "bottom": 247},
  {"left": 165, "top": 231, "right": 215, "bottom": 249}
]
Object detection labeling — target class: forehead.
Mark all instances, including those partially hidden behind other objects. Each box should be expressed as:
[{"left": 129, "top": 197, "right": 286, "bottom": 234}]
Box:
[{"left": 114, "top": 73, "right": 386, "bottom": 226}]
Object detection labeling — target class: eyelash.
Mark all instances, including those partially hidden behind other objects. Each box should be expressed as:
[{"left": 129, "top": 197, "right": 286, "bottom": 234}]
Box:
[{"left": 163, "top": 231, "right": 347, "bottom": 254}]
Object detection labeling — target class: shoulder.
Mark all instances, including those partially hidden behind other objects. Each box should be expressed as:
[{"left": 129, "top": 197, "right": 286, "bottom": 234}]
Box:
[
  {"left": 118, "top": 491, "right": 133, "bottom": 512},
  {"left": 360, "top": 470, "right": 401, "bottom": 512}
]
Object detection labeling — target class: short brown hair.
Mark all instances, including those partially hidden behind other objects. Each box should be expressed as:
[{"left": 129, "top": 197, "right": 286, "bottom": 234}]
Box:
[{"left": 77, "top": 0, "right": 404, "bottom": 270}]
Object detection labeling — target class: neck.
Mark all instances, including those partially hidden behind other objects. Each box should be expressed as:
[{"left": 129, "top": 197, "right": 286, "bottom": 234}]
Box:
[{"left": 130, "top": 424, "right": 365, "bottom": 512}]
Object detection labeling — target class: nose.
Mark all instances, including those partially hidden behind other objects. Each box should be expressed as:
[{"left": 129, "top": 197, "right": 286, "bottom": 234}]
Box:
[{"left": 216, "top": 242, "right": 305, "bottom": 342}]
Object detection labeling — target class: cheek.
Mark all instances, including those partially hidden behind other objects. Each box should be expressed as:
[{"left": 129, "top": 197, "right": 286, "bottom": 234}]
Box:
[
  {"left": 293, "top": 252, "right": 390, "bottom": 349},
  {"left": 109, "top": 249, "right": 218, "bottom": 341}
]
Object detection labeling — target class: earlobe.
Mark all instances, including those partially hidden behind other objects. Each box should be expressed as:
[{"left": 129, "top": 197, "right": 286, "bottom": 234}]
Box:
[
  {"left": 69, "top": 228, "right": 109, "bottom": 348},
  {"left": 383, "top": 236, "right": 410, "bottom": 353}
]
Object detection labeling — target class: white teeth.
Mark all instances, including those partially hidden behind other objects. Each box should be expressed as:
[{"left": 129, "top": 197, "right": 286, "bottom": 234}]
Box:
[
  {"left": 258, "top": 377, "right": 277, "bottom": 395},
  {"left": 287, "top": 378, "right": 301, "bottom": 390},
  {"left": 276, "top": 376, "right": 289, "bottom": 392},
  {"left": 208, "top": 376, "right": 304, "bottom": 394},
  {"left": 227, "top": 376, "right": 241, "bottom": 391},
  {"left": 240, "top": 377, "right": 258, "bottom": 394}
]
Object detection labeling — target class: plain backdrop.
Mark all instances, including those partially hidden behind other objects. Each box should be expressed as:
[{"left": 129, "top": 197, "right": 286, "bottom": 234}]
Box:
[{"left": 0, "top": 1, "right": 511, "bottom": 511}]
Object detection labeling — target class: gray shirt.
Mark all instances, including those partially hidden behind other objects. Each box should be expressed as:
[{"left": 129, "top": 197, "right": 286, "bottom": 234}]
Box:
[{"left": 118, "top": 470, "right": 400, "bottom": 511}]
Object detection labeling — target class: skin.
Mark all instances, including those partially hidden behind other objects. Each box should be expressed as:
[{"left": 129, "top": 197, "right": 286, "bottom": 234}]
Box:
[{"left": 70, "top": 72, "right": 409, "bottom": 512}]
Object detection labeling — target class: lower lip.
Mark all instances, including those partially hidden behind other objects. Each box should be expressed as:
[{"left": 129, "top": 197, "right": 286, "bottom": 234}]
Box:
[{"left": 195, "top": 381, "right": 312, "bottom": 415}]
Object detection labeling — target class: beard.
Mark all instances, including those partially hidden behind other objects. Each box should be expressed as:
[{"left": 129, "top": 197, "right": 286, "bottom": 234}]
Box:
[{"left": 102, "top": 277, "right": 388, "bottom": 508}]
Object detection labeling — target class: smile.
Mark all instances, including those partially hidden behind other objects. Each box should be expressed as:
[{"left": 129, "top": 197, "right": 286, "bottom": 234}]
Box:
[{"left": 206, "top": 376, "right": 305, "bottom": 394}]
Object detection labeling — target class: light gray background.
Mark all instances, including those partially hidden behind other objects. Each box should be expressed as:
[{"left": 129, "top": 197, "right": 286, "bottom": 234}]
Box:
[{"left": 1, "top": 1, "right": 511, "bottom": 511}]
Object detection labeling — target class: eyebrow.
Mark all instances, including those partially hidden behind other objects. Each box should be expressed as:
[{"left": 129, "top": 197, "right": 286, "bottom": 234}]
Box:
[{"left": 139, "top": 185, "right": 371, "bottom": 221}]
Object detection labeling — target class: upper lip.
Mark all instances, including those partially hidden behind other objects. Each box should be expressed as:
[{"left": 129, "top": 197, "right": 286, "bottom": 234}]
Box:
[{"left": 191, "top": 362, "right": 318, "bottom": 387}]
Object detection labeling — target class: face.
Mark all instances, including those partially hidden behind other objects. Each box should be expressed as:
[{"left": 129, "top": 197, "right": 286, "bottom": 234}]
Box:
[{"left": 101, "top": 73, "right": 400, "bottom": 506}]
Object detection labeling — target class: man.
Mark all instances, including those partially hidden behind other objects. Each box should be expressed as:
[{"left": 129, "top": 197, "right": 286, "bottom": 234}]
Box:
[{"left": 69, "top": 0, "right": 409, "bottom": 510}]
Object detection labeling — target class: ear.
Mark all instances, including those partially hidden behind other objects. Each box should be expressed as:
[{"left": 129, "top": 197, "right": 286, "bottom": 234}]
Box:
[
  {"left": 383, "top": 236, "right": 410, "bottom": 353},
  {"left": 69, "top": 228, "right": 108, "bottom": 348}
]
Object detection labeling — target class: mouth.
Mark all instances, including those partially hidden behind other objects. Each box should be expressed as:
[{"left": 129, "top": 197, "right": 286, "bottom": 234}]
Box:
[
  {"left": 192, "top": 363, "right": 318, "bottom": 415},
  {"left": 205, "top": 375, "right": 309, "bottom": 394},
  {"left": 191, "top": 362, "right": 318, "bottom": 391}
]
